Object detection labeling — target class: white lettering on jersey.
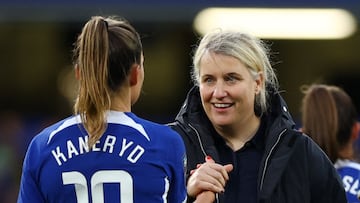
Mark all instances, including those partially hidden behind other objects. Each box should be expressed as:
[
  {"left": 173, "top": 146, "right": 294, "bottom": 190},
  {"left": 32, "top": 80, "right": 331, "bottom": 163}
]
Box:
[
  {"left": 119, "top": 139, "right": 134, "bottom": 156},
  {"left": 103, "top": 135, "right": 116, "bottom": 153},
  {"left": 79, "top": 136, "right": 89, "bottom": 154},
  {"left": 119, "top": 138, "right": 145, "bottom": 163},
  {"left": 67, "top": 140, "right": 79, "bottom": 159},
  {"left": 51, "top": 135, "right": 145, "bottom": 166},
  {"left": 127, "top": 145, "right": 145, "bottom": 163},
  {"left": 51, "top": 146, "right": 67, "bottom": 166},
  {"left": 90, "top": 136, "right": 116, "bottom": 153},
  {"left": 342, "top": 175, "right": 360, "bottom": 195}
]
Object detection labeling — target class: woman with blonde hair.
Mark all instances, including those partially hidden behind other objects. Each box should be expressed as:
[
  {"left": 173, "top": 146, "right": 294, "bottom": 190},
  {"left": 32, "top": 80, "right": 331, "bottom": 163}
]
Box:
[{"left": 170, "top": 30, "right": 346, "bottom": 202}]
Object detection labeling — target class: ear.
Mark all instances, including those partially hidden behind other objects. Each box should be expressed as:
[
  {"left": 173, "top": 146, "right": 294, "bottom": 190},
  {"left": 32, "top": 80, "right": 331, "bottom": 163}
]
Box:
[
  {"left": 74, "top": 64, "right": 80, "bottom": 80},
  {"left": 350, "top": 121, "right": 360, "bottom": 141},
  {"left": 255, "top": 71, "right": 264, "bottom": 94},
  {"left": 129, "top": 64, "right": 139, "bottom": 86}
]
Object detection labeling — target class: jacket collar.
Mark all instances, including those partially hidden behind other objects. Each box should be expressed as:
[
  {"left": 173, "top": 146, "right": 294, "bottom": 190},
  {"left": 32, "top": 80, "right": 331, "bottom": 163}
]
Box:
[
  {"left": 175, "top": 86, "right": 203, "bottom": 124},
  {"left": 175, "top": 86, "right": 221, "bottom": 160}
]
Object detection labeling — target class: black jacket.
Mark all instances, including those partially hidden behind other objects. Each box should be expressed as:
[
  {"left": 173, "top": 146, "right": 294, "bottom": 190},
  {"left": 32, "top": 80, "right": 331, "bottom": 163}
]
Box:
[{"left": 170, "top": 86, "right": 347, "bottom": 203}]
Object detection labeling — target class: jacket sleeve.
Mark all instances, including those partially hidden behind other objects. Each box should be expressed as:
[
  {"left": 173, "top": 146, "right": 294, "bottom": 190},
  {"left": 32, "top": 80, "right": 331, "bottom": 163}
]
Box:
[
  {"left": 168, "top": 122, "right": 206, "bottom": 176},
  {"left": 306, "top": 136, "right": 347, "bottom": 203}
]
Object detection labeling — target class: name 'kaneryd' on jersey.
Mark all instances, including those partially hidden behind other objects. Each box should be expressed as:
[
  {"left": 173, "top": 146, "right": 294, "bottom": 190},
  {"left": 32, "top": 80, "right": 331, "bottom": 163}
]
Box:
[{"left": 17, "top": 111, "right": 187, "bottom": 203}]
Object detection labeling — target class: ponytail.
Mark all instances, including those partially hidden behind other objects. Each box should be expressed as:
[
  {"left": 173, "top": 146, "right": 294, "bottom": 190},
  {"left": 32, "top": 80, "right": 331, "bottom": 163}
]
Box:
[
  {"left": 73, "top": 16, "right": 142, "bottom": 148},
  {"left": 74, "top": 16, "right": 111, "bottom": 148}
]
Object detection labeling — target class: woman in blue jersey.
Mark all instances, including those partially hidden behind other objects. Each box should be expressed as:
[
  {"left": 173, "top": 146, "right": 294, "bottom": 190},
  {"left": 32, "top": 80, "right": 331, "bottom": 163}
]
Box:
[
  {"left": 301, "top": 84, "right": 360, "bottom": 202},
  {"left": 17, "top": 15, "right": 187, "bottom": 203}
]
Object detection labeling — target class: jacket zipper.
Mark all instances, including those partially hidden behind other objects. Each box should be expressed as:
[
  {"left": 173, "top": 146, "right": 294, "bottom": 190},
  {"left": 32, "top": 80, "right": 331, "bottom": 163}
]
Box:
[
  {"left": 188, "top": 123, "right": 220, "bottom": 203},
  {"left": 259, "top": 128, "right": 287, "bottom": 191},
  {"left": 189, "top": 123, "right": 287, "bottom": 202},
  {"left": 188, "top": 124, "right": 208, "bottom": 157}
]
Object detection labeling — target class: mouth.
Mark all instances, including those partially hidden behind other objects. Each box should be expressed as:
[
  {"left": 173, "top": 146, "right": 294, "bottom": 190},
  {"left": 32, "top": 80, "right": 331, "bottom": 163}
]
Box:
[{"left": 213, "top": 103, "right": 233, "bottom": 108}]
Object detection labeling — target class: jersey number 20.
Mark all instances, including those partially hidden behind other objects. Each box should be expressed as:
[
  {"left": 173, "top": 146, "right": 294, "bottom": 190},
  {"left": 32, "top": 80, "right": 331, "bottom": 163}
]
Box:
[{"left": 62, "top": 170, "right": 133, "bottom": 202}]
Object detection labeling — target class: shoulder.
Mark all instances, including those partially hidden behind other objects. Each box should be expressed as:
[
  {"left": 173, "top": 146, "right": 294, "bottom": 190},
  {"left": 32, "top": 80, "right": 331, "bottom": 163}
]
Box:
[
  {"left": 278, "top": 129, "right": 330, "bottom": 164},
  {"left": 287, "top": 130, "right": 326, "bottom": 157},
  {"left": 22, "top": 116, "right": 77, "bottom": 167},
  {"left": 288, "top": 131, "right": 337, "bottom": 174},
  {"left": 134, "top": 118, "right": 186, "bottom": 160},
  {"left": 128, "top": 113, "right": 184, "bottom": 144},
  {"left": 30, "top": 116, "right": 77, "bottom": 148},
  {"left": 167, "top": 121, "right": 188, "bottom": 137},
  {"left": 335, "top": 159, "right": 360, "bottom": 171},
  {"left": 281, "top": 129, "right": 316, "bottom": 147}
]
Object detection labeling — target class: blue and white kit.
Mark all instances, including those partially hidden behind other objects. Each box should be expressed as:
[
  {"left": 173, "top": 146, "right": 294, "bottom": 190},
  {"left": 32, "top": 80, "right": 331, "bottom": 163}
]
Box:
[
  {"left": 335, "top": 159, "right": 360, "bottom": 203},
  {"left": 18, "top": 111, "right": 187, "bottom": 203}
]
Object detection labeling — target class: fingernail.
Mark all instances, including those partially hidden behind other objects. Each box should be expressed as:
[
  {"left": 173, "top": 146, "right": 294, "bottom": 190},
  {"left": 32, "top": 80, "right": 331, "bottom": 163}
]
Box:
[{"left": 206, "top": 155, "right": 212, "bottom": 160}]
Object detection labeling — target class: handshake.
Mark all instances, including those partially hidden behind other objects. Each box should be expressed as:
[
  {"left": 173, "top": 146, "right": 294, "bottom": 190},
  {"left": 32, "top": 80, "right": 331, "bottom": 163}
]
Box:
[{"left": 189, "top": 156, "right": 233, "bottom": 203}]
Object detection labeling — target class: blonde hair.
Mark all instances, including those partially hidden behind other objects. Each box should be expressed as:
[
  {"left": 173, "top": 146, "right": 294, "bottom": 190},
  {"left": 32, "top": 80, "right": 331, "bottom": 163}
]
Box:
[
  {"left": 73, "top": 16, "right": 142, "bottom": 147},
  {"left": 192, "top": 30, "right": 278, "bottom": 115}
]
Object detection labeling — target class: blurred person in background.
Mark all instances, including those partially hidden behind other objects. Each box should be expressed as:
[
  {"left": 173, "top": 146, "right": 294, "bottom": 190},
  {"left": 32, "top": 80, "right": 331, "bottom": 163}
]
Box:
[
  {"left": 0, "top": 111, "right": 24, "bottom": 203},
  {"left": 169, "top": 29, "right": 346, "bottom": 202},
  {"left": 17, "top": 15, "right": 187, "bottom": 203},
  {"left": 301, "top": 83, "right": 360, "bottom": 202}
]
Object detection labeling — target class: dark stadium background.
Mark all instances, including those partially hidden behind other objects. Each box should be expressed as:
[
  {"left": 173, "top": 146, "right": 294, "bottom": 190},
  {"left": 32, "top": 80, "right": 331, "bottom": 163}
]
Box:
[{"left": 0, "top": 1, "right": 359, "bottom": 202}]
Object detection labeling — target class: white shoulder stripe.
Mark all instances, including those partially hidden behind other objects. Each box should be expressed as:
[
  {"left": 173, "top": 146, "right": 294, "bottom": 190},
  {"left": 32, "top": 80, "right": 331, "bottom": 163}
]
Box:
[
  {"left": 335, "top": 159, "right": 360, "bottom": 171},
  {"left": 107, "top": 111, "right": 150, "bottom": 141},
  {"left": 47, "top": 115, "right": 81, "bottom": 144},
  {"left": 47, "top": 112, "right": 150, "bottom": 145}
]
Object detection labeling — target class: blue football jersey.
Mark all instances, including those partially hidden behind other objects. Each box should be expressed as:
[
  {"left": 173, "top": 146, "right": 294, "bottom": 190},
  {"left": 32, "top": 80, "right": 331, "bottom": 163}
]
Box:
[
  {"left": 335, "top": 159, "right": 360, "bottom": 203},
  {"left": 17, "top": 111, "right": 187, "bottom": 203}
]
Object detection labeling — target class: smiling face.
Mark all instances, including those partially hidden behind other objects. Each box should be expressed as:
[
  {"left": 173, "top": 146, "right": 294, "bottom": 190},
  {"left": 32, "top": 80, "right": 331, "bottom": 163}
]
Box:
[{"left": 199, "top": 51, "right": 262, "bottom": 128}]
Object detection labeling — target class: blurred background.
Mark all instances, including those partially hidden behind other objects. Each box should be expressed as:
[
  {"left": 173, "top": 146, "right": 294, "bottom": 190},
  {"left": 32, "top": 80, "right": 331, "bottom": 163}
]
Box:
[{"left": 0, "top": 0, "right": 360, "bottom": 202}]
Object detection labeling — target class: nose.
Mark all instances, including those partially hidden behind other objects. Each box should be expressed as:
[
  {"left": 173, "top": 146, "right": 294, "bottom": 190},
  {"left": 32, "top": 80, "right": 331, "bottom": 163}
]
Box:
[{"left": 213, "top": 83, "right": 227, "bottom": 98}]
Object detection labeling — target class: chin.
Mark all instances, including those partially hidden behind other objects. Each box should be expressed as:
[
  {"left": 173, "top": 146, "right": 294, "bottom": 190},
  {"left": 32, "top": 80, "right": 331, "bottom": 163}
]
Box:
[{"left": 212, "top": 119, "right": 233, "bottom": 126}]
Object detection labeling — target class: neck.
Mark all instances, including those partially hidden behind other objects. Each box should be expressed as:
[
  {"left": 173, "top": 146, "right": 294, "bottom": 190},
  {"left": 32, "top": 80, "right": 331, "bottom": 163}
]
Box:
[
  {"left": 338, "top": 141, "right": 354, "bottom": 160},
  {"left": 110, "top": 89, "right": 131, "bottom": 112},
  {"left": 215, "top": 115, "right": 261, "bottom": 151}
]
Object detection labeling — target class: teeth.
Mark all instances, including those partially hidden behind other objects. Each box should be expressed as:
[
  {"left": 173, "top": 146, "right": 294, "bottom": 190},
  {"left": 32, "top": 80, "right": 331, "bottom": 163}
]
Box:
[{"left": 214, "top": 103, "right": 231, "bottom": 108}]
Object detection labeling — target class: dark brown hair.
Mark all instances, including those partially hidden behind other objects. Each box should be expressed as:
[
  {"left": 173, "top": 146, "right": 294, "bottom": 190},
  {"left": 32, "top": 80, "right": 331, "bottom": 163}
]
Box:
[{"left": 301, "top": 84, "right": 358, "bottom": 163}]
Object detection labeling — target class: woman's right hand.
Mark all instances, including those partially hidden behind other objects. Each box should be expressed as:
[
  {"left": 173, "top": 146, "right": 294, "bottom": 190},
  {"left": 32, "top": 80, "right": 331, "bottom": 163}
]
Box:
[{"left": 187, "top": 156, "right": 233, "bottom": 198}]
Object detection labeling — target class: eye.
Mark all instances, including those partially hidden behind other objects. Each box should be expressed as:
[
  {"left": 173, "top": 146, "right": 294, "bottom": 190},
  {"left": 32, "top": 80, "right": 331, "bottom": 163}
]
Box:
[
  {"left": 225, "top": 75, "right": 238, "bottom": 83},
  {"left": 205, "top": 78, "right": 213, "bottom": 83},
  {"left": 201, "top": 76, "right": 214, "bottom": 84}
]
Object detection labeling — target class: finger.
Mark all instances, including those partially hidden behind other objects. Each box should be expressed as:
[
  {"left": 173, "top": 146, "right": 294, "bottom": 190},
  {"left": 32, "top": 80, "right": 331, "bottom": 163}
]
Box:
[
  {"left": 194, "top": 166, "right": 225, "bottom": 191},
  {"left": 205, "top": 155, "right": 215, "bottom": 163},
  {"left": 224, "top": 164, "right": 233, "bottom": 173},
  {"left": 205, "top": 163, "right": 231, "bottom": 184},
  {"left": 204, "top": 156, "right": 232, "bottom": 185},
  {"left": 187, "top": 168, "right": 224, "bottom": 195}
]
